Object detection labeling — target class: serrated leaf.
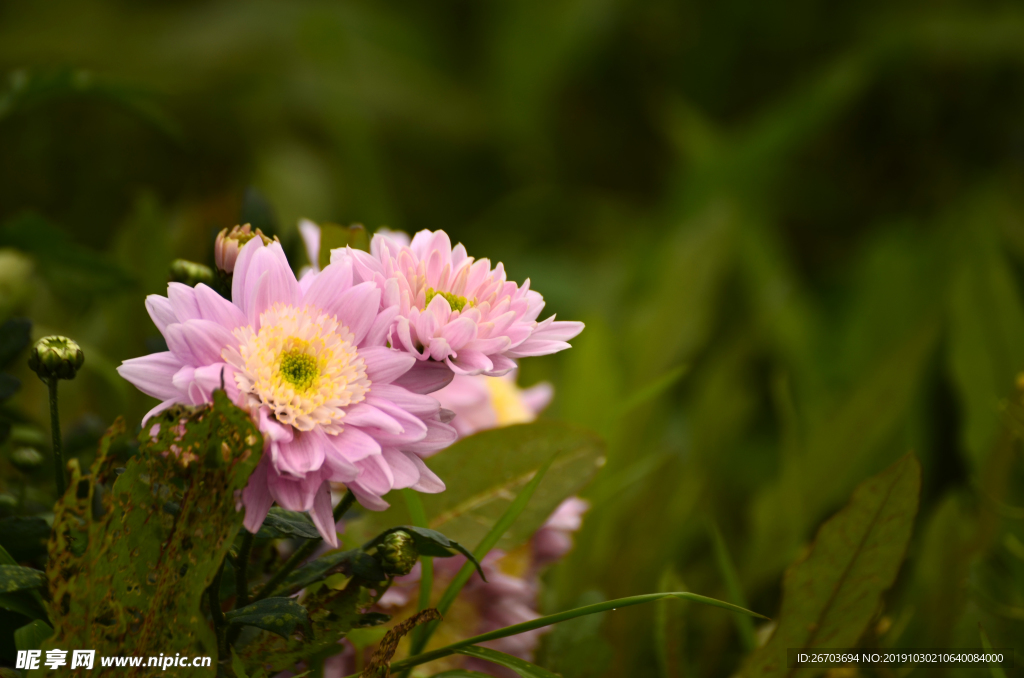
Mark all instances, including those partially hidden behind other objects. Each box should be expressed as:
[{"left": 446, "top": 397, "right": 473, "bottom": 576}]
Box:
[
  {"left": 0, "top": 318, "right": 31, "bottom": 368},
  {"left": 456, "top": 646, "right": 560, "bottom": 678},
  {"left": 738, "top": 454, "right": 921, "bottom": 677},
  {"left": 0, "top": 564, "right": 45, "bottom": 593},
  {"left": 14, "top": 619, "right": 52, "bottom": 652},
  {"left": 278, "top": 549, "right": 384, "bottom": 595},
  {"left": 226, "top": 597, "right": 308, "bottom": 638},
  {"left": 255, "top": 507, "right": 322, "bottom": 540},
  {"left": 355, "top": 422, "right": 604, "bottom": 552}
]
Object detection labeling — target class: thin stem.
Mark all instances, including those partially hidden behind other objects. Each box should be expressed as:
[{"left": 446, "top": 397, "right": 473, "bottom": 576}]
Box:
[
  {"left": 234, "top": 531, "right": 255, "bottom": 608},
  {"left": 47, "top": 378, "right": 65, "bottom": 496},
  {"left": 208, "top": 561, "right": 228, "bottom": 660},
  {"left": 254, "top": 490, "right": 356, "bottom": 601}
]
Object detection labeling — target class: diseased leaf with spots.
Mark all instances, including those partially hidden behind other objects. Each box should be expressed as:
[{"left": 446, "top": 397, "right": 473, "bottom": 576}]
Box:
[
  {"left": 226, "top": 597, "right": 308, "bottom": 638},
  {"left": 29, "top": 391, "right": 262, "bottom": 677},
  {"left": 235, "top": 578, "right": 384, "bottom": 674},
  {"left": 738, "top": 454, "right": 921, "bottom": 677},
  {"left": 0, "top": 564, "right": 45, "bottom": 593},
  {"left": 354, "top": 422, "right": 605, "bottom": 552}
]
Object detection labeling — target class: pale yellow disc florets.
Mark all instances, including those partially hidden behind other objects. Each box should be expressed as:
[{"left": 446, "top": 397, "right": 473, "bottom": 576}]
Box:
[{"left": 224, "top": 304, "right": 370, "bottom": 433}]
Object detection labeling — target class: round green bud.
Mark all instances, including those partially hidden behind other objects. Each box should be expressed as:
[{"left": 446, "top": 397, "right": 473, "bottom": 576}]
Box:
[
  {"left": 10, "top": 446, "right": 44, "bottom": 474},
  {"left": 169, "top": 259, "right": 215, "bottom": 287},
  {"left": 28, "top": 336, "right": 85, "bottom": 381},
  {"left": 379, "top": 530, "right": 419, "bottom": 576}
]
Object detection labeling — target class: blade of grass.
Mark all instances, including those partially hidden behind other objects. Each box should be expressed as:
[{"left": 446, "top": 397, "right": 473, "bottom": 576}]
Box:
[
  {"left": 978, "top": 623, "right": 1007, "bottom": 678},
  {"left": 403, "top": 488, "right": 435, "bottom": 651},
  {"left": 343, "top": 591, "right": 766, "bottom": 678},
  {"left": 406, "top": 452, "right": 558, "bottom": 659},
  {"left": 707, "top": 518, "right": 756, "bottom": 651}
]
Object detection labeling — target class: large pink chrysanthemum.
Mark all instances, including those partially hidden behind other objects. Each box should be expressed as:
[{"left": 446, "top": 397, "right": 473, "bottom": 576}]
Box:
[
  {"left": 337, "top": 230, "right": 584, "bottom": 376},
  {"left": 117, "top": 237, "right": 456, "bottom": 546}
]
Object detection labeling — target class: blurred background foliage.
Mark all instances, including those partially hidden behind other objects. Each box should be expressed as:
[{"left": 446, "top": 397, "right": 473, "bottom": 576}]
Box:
[{"left": 1, "top": 1, "right": 1024, "bottom": 675}]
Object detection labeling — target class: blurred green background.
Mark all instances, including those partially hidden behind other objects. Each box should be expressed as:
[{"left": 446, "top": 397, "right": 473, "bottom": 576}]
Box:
[{"left": 2, "top": 1, "right": 1024, "bottom": 675}]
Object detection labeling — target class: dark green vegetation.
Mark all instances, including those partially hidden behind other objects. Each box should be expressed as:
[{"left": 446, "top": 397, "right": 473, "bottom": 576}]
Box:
[{"left": 1, "top": 1, "right": 1024, "bottom": 675}]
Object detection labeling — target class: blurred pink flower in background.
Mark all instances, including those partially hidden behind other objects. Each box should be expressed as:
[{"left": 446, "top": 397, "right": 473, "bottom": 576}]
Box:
[{"left": 117, "top": 236, "right": 456, "bottom": 545}]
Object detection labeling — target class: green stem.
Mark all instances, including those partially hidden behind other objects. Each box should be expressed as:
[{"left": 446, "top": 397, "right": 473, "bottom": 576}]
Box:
[
  {"left": 254, "top": 490, "right": 356, "bottom": 601},
  {"left": 234, "top": 531, "right": 255, "bottom": 608},
  {"left": 208, "top": 561, "right": 228, "bottom": 661},
  {"left": 47, "top": 378, "right": 65, "bottom": 497}
]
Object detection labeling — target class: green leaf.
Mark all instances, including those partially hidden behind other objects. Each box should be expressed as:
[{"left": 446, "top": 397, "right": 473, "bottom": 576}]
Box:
[
  {"left": 707, "top": 520, "right": 755, "bottom": 652},
  {"left": 255, "top": 507, "right": 322, "bottom": 540},
  {"left": 367, "top": 591, "right": 764, "bottom": 678},
  {"left": 0, "top": 317, "right": 31, "bottom": 368},
  {"left": 0, "top": 589, "right": 48, "bottom": 620},
  {"left": 364, "top": 526, "right": 485, "bottom": 580},
  {"left": 0, "top": 516, "right": 51, "bottom": 561},
  {"left": 431, "top": 672, "right": 493, "bottom": 677},
  {"left": 14, "top": 619, "right": 52, "bottom": 652},
  {"left": 356, "top": 421, "right": 605, "bottom": 553},
  {"left": 739, "top": 453, "right": 921, "bottom": 677},
  {"left": 231, "top": 649, "right": 250, "bottom": 678},
  {"left": 456, "top": 646, "right": 560, "bottom": 678},
  {"left": 0, "top": 564, "right": 45, "bottom": 593},
  {"left": 978, "top": 623, "right": 1008, "bottom": 678},
  {"left": 39, "top": 391, "right": 263, "bottom": 672},
  {"left": 278, "top": 549, "right": 384, "bottom": 595},
  {"left": 226, "top": 597, "right": 309, "bottom": 638}
]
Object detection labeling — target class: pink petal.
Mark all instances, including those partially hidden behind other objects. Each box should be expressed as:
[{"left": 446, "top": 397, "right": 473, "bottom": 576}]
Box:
[
  {"left": 392, "top": 360, "right": 455, "bottom": 394},
  {"left": 269, "top": 471, "right": 320, "bottom": 511},
  {"left": 406, "top": 452, "right": 446, "bottom": 493},
  {"left": 504, "top": 339, "right": 572, "bottom": 359},
  {"left": 441, "top": 317, "right": 477, "bottom": 350},
  {"left": 244, "top": 243, "right": 301, "bottom": 325},
  {"left": 362, "top": 305, "right": 399, "bottom": 347},
  {"left": 361, "top": 346, "right": 416, "bottom": 384},
  {"left": 330, "top": 282, "right": 381, "bottom": 345},
  {"left": 141, "top": 398, "right": 177, "bottom": 425},
  {"left": 231, "top": 237, "right": 265, "bottom": 305},
  {"left": 299, "top": 218, "right": 322, "bottom": 273},
  {"left": 326, "top": 425, "right": 381, "bottom": 463},
  {"left": 273, "top": 429, "right": 327, "bottom": 477},
  {"left": 194, "top": 284, "right": 248, "bottom": 330},
  {"left": 347, "top": 483, "right": 391, "bottom": 511},
  {"left": 486, "top": 354, "right": 518, "bottom": 376},
  {"left": 145, "top": 295, "right": 177, "bottom": 333},
  {"left": 447, "top": 350, "right": 493, "bottom": 375},
  {"left": 164, "top": 319, "right": 237, "bottom": 366},
  {"left": 342, "top": 403, "right": 404, "bottom": 434},
  {"left": 382, "top": 448, "right": 421, "bottom": 490},
  {"left": 242, "top": 459, "right": 274, "bottom": 534},
  {"left": 302, "top": 256, "right": 355, "bottom": 314},
  {"left": 401, "top": 417, "right": 457, "bottom": 455},
  {"left": 353, "top": 454, "right": 395, "bottom": 496},
  {"left": 365, "top": 396, "right": 428, "bottom": 440},
  {"left": 258, "top": 406, "right": 295, "bottom": 443},
  {"left": 167, "top": 283, "right": 201, "bottom": 322},
  {"left": 308, "top": 481, "right": 338, "bottom": 547},
  {"left": 367, "top": 383, "right": 440, "bottom": 417},
  {"left": 117, "top": 352, "right": 184, "bottom": 401}
]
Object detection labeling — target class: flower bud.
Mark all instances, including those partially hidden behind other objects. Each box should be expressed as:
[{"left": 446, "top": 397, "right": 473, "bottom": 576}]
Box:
[
  {"left": 215, "top": 224, "right": 274, "bottom": 274},
  {"left": 378, "top": 530, "right": 419, "bottom": 576},
  {"left": 28, "top": 336, "right": 85, "bottom": 381},
  {"left": 169, "top": 259, "right": 215, "bottom": 287},
  {"left": 10, "top": 446, "right": 44, "bottom": 474}
]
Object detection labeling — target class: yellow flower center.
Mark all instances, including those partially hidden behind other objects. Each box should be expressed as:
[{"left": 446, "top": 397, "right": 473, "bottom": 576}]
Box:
[
  {"left": 425, "top": 287, "right": 470, "bottom": 313},
  {"left": 225, "top": 304, "right": 370, "bottom": 433}
]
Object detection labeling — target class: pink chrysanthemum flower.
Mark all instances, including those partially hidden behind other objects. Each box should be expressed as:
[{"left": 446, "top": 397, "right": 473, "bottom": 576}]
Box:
[
  {"left": 337, "top": 230, "right": 584, "bottom": 376},
  {"left": 433, "top": 371, "right": 553, "bottom": 438},
  {"left": 117, "top": 237, "right": 456, "bottom": 546}
]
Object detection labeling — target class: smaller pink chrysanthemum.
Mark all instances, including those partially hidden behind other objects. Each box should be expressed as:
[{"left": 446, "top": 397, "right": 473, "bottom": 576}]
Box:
[
  {"left": 433, "top": 371, "right": 552, "bottom": 438},
  {"left": 338, "top": 230, "right": 584, "bottom": 376}
]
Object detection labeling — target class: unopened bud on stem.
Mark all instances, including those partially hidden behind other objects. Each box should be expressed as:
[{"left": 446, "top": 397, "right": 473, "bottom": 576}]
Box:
[
  {"left": 28, "top": 336, "right": 85, "bottom": 381},
  {"left": 169, "top": 259, "right": 215, "bottom": 287},
  {"left": 10, "top": 446, "right": 44, "bottom": 474},
  {"left": 379, "top": 530, "right": 419, "bottom": 576},
  {"left": 215, "top": 224, "right": 275, "bottom": 274}
]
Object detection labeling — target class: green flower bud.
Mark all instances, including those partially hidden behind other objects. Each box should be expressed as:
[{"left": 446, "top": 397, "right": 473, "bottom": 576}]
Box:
[
  {"left": 10, "top": 446, "right": 44, "bottom": 474},
  {"left": 28, "top": 336, "right": 85, "bottom": 381},
  {"left": 169, "top": 259, "right": 215, "bottom": 287},
  {"left": 379, "top": 530, "right": 419, "bottom": 576}
]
